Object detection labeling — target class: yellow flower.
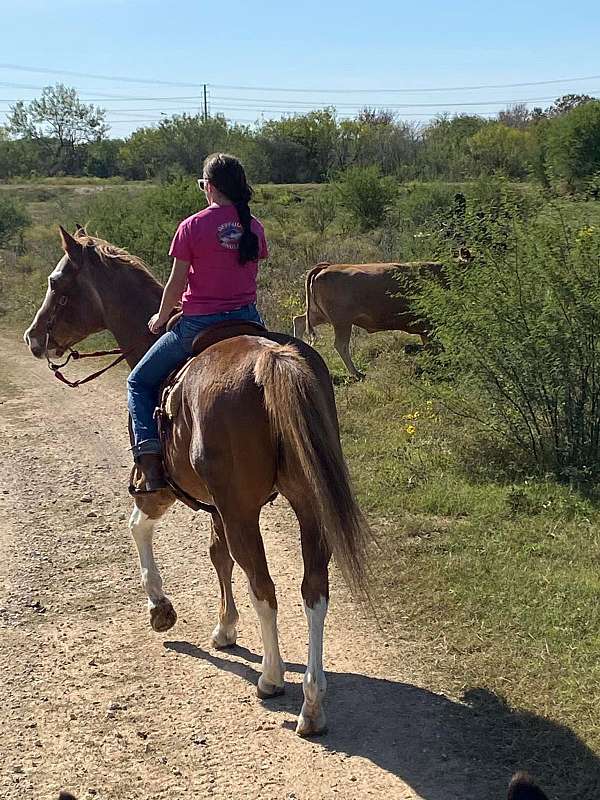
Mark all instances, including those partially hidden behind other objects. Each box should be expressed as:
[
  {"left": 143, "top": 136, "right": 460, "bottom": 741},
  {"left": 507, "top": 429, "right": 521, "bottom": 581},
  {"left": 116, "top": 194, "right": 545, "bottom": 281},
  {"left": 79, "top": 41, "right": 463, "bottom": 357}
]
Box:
[
  {"left": 405, "top": 424, "right": 416, "bottom": 436},
  {"left": 577, "top": 225, "right": 596, "bottom": 240}
]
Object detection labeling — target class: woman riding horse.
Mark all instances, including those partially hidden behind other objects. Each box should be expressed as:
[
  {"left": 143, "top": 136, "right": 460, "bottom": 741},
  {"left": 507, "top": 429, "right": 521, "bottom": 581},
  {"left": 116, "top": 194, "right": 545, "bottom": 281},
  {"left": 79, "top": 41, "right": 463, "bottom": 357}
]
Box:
[{"left": 128, "top": 153, "right": 268, "bottom": 491}]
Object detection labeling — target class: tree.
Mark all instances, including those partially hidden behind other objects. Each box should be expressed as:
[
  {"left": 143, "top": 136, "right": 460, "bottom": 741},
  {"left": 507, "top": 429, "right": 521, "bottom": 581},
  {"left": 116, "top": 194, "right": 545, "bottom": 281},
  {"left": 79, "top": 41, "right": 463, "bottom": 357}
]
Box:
[
  {"left": 497, "top": 103, "right": 531, "bottom": 129},
  {"left": 119, "top": 114, "right": 231, "bottom": 179},
  {"left": 420, "top": 114, "right": 487, "bottom": 179},
  {"left": 545, "top": 94, "right": 595, "bottom": 117},
  {"left": 337, "top": 114, "right": 419, "bottom": 175},
  {"left": 545, "top": 100, "right": 600, "bottom": 189},
  {"left": 261, "top": 109, "right": 340, "bottom": 181},
  {"left": 84, "top": 138, "right": 123, "bottom": 178},
  {"left": 8, "top": 84, "right": 108, "bottom": 174},
  {"left": 469, "top": 123, "right": 534, "bottom": 178}
]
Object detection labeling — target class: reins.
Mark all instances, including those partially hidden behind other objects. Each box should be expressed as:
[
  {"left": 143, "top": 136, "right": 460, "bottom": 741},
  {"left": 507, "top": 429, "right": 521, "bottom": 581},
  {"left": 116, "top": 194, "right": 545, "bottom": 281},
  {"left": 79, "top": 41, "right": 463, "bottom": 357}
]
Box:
[
  {"left": 44, "top": 293, "right": 142, "bottom": 388},
  {"left": 47, "top": 346, "right": 131, "bottom": 388}
]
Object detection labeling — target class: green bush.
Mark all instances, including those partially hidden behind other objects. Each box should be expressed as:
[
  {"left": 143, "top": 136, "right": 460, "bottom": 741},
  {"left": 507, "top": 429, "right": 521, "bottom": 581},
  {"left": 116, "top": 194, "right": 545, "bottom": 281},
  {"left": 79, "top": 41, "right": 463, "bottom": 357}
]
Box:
[
  {"left": 83, "top": 177, "right": 204, "bottom": 281},
  {"left": 468, "top": 123, "right": 534, "bottom": 179},
  {"left": 415, "top": 202, "right": 600, "bottom": 481},
  {"left": 333, "top": 166, "right": 398, "bottom": 231},
  {"left": 0, "top": 194, "right": 31, "bottom": 248},
  {"left": 300, "top": 186, "right": 337, "bottom": 233},
  {"left": 395, "top": 181, "right": 458, "bottom": 228},
  {"left": 545, "top": 101, "right": 600, "bottom": 191}
]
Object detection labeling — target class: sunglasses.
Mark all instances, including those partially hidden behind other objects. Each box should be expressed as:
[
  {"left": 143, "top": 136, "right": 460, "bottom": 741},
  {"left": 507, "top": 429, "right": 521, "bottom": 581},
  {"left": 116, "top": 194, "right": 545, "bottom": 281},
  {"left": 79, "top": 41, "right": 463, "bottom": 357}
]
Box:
[{"left": 197, "top": 178, "right": 209, "bottom": 191}]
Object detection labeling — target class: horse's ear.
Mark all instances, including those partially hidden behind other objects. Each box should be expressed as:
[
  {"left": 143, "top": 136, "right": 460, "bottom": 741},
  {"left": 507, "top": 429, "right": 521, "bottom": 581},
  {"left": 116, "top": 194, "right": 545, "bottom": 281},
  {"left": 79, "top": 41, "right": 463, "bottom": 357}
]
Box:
[
  {"left": 75, "top": 222, "right": 86, "bottom": 234},
  {"left": 59, "top": 225, "right": 84, "bottom": 266}
]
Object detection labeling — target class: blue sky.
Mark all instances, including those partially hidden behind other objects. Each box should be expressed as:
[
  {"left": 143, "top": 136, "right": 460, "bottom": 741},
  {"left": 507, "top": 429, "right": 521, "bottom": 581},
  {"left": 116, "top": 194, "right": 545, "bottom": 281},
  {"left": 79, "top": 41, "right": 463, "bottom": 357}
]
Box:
[{"left": 1, "top": 0, "right": 600, "bottom": 136}]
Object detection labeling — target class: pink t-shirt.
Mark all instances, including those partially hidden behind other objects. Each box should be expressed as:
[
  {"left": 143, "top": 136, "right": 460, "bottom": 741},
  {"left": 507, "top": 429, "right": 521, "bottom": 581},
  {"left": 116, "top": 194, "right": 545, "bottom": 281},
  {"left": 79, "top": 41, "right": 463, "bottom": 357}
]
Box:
[{"left": 169, "top": 203, "right": 268, "bottom": 315}]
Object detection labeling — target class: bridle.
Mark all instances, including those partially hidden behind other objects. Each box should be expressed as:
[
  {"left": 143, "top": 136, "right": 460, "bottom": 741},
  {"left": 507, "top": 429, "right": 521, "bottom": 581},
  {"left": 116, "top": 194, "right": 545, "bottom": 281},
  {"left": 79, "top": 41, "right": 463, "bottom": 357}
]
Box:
[{"left": 44, "top": 291, "right": 131, "bottom": 388}]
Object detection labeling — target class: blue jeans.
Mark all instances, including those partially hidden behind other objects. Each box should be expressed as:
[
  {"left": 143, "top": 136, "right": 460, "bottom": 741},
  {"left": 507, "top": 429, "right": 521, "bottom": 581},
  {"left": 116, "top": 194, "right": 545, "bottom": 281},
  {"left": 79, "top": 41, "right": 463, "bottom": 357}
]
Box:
[{"left": 127, "top": 304, "right": 263, "bottom": 456}]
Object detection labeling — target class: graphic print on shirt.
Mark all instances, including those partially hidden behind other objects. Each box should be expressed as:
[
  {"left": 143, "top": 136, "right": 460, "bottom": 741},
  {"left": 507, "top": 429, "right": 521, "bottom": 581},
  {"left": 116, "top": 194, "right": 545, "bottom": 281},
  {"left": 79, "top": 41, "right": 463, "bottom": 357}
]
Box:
[{"left": 217, "top": 221, "right": 243, "bottom": 250}]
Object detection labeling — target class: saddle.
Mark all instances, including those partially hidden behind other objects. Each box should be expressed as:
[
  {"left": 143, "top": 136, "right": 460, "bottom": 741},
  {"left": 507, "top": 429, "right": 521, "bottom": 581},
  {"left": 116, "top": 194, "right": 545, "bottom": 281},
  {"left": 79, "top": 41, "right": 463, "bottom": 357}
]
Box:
[
  {"left": 161, "top": 320, "right": 268, "bottom": 422},
  {"left": 130, "top": 320, "right": 277, "bottom": 513}
]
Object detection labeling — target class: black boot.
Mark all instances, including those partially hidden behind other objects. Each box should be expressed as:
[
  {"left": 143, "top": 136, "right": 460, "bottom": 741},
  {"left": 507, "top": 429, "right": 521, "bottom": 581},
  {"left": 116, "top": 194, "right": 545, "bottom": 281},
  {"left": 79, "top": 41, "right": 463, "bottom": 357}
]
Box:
[{"left": 134, "top": 452, "right": 168, "bottom": 492}]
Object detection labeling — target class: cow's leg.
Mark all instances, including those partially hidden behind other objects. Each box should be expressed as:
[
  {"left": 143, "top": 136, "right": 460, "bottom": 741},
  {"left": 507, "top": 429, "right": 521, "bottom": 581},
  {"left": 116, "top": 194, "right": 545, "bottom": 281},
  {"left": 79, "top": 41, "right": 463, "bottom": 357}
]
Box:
[
  {"left": 129, "top": 501, "right": 177, "bottom": 632},
  {"left": 292, "top": 313, "right": 307, "bottom": 339},
  {"left": 333, "top": 323, "right": 364, "bottom": 379},
  {"left": 209, "top": 512, "right": 239, "bottom": 648}
]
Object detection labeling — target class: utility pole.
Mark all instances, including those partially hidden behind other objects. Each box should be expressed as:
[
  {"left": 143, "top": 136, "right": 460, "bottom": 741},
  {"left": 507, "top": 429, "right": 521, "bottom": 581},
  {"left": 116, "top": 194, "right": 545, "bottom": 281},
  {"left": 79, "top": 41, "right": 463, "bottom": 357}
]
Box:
[{"left": 203, "top": 84, "right": 208, "bottom": 122}]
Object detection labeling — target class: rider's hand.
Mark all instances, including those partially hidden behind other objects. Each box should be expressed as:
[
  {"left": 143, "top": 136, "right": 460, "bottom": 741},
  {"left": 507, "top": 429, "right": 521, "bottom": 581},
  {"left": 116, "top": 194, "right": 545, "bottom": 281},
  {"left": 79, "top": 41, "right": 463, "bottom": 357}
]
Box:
[{"left": 148, "top": 313, "right": 166, "bottom": 334}]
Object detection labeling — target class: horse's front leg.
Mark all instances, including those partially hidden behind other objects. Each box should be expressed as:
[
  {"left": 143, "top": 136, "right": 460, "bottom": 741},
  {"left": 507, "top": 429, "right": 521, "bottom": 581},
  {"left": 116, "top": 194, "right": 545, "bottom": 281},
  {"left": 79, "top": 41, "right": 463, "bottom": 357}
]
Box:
[{"left": 129, "top": 500, "right": 177, "bottom": 632}]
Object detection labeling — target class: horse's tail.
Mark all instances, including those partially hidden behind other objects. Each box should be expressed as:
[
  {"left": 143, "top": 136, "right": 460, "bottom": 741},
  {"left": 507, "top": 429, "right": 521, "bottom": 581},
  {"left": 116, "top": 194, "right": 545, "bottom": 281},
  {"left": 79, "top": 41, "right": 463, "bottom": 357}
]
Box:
[
  {"left": 304, "top": 262, "right": 329, "bottom": 341},
  {"left": 507, "top": 772, "right": 549, "bottom": 800},
  {"left": 254, "top": 343, "right": 370, "bottom": 593}
]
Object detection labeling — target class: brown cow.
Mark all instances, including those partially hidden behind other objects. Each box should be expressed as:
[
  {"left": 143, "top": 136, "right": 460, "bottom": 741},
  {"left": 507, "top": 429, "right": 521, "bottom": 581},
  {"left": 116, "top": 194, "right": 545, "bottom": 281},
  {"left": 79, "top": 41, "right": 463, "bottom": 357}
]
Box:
[{"left": 292, "top": 261, "right": 444, "bottom": 379}]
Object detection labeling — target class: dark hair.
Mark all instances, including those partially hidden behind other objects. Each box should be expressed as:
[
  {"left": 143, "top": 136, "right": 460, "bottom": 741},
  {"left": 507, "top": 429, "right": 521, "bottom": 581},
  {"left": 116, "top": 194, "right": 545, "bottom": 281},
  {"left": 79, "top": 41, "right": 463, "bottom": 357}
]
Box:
[{"left": 203, "top": 153, "right": 259, "bottom": 265}]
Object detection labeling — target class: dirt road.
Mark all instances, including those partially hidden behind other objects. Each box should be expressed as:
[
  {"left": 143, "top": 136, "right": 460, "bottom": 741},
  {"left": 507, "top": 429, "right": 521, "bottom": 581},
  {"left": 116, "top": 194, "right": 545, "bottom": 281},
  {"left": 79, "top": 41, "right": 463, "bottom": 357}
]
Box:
[{"left": 0, "top": 332, "right": 527, "bottom": 800}]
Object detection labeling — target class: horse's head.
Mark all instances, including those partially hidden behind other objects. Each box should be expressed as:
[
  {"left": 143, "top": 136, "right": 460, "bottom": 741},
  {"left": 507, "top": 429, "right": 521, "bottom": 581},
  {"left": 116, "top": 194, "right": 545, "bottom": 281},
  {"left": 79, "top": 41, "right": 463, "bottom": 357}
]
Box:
[{"left": 24, "top": 225, "right": 106, "bottom": 359}]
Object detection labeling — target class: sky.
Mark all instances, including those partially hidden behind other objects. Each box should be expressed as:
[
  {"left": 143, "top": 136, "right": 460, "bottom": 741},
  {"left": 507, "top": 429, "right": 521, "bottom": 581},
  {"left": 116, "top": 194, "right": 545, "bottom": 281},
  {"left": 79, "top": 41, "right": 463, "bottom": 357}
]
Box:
[{"left": 1, "top": 0, "right": 600, "bottom": 137}]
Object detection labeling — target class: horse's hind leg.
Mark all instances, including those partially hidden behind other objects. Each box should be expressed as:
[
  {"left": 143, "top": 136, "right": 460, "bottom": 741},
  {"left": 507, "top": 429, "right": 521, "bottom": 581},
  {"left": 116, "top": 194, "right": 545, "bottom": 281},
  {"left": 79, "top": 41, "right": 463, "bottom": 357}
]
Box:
[
  {"left": 208, "top": 512, "right": 239, "bottom": 648},
  {"left": 221, "top": 508, "right": 285, "bottom": 698},
  {"left": 287, "top": 495, "right": 331, "bottom": 736},
  {"left": 129, "top": 496, "right": 177, "bottom": 633}
]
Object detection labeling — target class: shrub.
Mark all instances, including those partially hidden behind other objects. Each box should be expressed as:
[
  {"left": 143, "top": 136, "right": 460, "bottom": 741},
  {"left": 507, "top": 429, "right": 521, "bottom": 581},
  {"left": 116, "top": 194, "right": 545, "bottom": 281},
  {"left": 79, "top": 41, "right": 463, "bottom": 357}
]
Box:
[
  {"left": 415, "top": 202, "right": 600, "bottom": 481},
  {"left": 333, "top": 166, "right": 398, "bottom": 231},
  {"left": 545, "top": 101, "right": 600, "bottom": 191},
  {"left": 83, "top": 177, "right": 203, "bottom": 281},
  {"left": 301, "top": 187, "right": 337, "bottom": 233},
  {"left": 0, "top": 194, "right": 31, "bottom": 248}
]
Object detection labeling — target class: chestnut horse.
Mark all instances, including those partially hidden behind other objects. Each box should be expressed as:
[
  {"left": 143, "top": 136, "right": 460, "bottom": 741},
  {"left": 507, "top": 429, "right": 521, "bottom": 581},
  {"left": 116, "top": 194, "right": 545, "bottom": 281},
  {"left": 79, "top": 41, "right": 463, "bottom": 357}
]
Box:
[{"left": 24, "top": 227, "right": 370, "bottom": 736}]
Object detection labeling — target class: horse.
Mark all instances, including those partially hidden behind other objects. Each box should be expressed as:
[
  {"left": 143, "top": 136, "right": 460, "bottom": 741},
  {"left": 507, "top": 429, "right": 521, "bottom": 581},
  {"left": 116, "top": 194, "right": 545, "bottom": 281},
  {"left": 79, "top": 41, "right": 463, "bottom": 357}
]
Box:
[{"left": 24, "top": 226, "right": 371, "bottom": 737}]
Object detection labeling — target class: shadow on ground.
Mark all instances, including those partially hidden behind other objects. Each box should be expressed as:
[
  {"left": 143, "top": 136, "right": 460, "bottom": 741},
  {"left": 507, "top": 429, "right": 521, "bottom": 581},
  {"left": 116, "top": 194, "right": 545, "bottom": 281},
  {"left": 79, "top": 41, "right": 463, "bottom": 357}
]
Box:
[{"left": 165, "top": 640, "right": 599, "bottom": 800}]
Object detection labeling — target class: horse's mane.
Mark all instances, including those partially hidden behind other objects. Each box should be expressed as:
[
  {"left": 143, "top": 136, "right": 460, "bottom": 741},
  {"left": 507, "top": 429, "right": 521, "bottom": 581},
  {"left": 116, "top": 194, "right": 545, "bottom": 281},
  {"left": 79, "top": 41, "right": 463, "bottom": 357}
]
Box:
[{"left": 74, "top": 229, "right": 159, "bottom": 283}]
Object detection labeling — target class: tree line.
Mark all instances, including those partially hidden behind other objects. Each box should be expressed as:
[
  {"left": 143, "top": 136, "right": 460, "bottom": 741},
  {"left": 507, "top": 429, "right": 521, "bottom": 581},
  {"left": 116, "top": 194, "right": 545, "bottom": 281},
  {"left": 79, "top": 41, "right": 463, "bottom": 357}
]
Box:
[{"left": 1, "top": 84, "right": 600, "bottom": 192}]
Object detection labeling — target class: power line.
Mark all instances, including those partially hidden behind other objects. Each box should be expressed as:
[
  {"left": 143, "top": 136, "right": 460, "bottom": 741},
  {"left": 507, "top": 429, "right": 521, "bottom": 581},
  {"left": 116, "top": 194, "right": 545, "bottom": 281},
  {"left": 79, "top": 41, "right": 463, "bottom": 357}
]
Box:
[
  {"left": 0, "top": 63, "right": 206, "bottom": 88},
  {"left": 3, "top": 90, "right": 597, "bottom": 114},
  {"left": 1, "top": 62, "right": 600, "bottom": 93}
]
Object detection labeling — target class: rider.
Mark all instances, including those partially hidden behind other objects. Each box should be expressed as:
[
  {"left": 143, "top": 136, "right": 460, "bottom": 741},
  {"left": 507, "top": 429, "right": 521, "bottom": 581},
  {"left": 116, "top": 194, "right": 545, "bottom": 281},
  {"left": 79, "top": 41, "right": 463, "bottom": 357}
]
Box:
[{"left": 127, "top": 153, "right": 268, "bottom": 492}]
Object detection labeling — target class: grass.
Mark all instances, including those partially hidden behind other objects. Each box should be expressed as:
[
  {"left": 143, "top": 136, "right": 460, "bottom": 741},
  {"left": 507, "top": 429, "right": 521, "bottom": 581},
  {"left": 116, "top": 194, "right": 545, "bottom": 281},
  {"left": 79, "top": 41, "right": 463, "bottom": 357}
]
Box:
[
  {"left": 323, "top": 335, "right": 600, "bottom": 757},
  {"left": 4, "top": 177, "right": 600, "bottom": 771}
]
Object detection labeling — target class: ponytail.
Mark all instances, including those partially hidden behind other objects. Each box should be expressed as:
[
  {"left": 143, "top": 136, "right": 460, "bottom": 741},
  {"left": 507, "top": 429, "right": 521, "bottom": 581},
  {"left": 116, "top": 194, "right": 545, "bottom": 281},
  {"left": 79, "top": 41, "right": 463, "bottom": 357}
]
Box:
[
  {"left": 203, "top": 153, "right": 259, "bottom": 265},
  {"left": 234, "top": 195, "right": 259, "bottom": 265}
]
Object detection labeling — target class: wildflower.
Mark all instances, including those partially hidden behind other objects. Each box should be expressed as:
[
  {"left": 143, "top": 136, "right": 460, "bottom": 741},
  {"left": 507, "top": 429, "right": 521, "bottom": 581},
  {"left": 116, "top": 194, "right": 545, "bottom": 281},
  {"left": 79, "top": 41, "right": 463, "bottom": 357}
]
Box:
[
  {"left": 576, "top": 225, "right": 596, "bottom": 240},
  {"left": 405, "top": 424, "right": 416, "bottom": 436}
]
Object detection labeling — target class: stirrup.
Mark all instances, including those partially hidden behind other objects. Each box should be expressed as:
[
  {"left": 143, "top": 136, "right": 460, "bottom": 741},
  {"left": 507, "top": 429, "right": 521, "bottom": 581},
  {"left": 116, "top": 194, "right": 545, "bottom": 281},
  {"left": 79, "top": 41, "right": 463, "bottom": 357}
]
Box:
[{"left": 129, "top": 460, "right": 168, "bottom": 495}]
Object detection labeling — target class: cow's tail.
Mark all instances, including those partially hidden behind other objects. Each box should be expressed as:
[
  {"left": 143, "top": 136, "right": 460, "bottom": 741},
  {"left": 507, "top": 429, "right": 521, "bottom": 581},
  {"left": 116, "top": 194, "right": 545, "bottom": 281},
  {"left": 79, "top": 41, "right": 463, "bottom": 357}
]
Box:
[{"left": 305, "top": 262, "right": 329, "bottom": 341}]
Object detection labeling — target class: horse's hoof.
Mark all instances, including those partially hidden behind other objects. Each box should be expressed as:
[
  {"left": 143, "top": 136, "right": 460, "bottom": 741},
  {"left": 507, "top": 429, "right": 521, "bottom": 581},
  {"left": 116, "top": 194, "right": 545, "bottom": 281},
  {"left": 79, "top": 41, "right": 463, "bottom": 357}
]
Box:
[
  {"left": 149, "top": 598, "right": 177, "bottom": 632},
  {"left": 295, "top": 707, "right": 327, "bottom": 737},
  {"left": 257, "top": 676, "right": 285, "bottom": 700},
  {"left": 210, "top": 623, "right": 237, "bottom": 649}
]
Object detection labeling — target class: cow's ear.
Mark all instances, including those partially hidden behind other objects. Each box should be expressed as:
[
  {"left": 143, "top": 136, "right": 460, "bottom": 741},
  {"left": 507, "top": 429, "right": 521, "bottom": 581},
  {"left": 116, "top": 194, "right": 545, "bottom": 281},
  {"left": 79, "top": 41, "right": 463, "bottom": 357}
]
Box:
[{"left": 59, "top": 225, "right": 84, "bottom": 267}]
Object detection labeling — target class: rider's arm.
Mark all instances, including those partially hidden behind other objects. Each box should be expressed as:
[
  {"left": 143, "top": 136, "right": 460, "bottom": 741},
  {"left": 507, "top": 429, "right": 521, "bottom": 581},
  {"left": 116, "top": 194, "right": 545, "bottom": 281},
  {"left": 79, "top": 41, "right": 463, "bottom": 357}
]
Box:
[{"left": 154, "top": 258, "right": 190, "bottom": 326}]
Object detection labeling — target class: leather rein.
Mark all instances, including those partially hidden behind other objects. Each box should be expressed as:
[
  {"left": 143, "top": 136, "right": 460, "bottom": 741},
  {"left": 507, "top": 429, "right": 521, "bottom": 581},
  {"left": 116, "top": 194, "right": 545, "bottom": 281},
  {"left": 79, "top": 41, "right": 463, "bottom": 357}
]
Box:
[{"left": 45, "top": 294, "right": 132, "bottom": 388}]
